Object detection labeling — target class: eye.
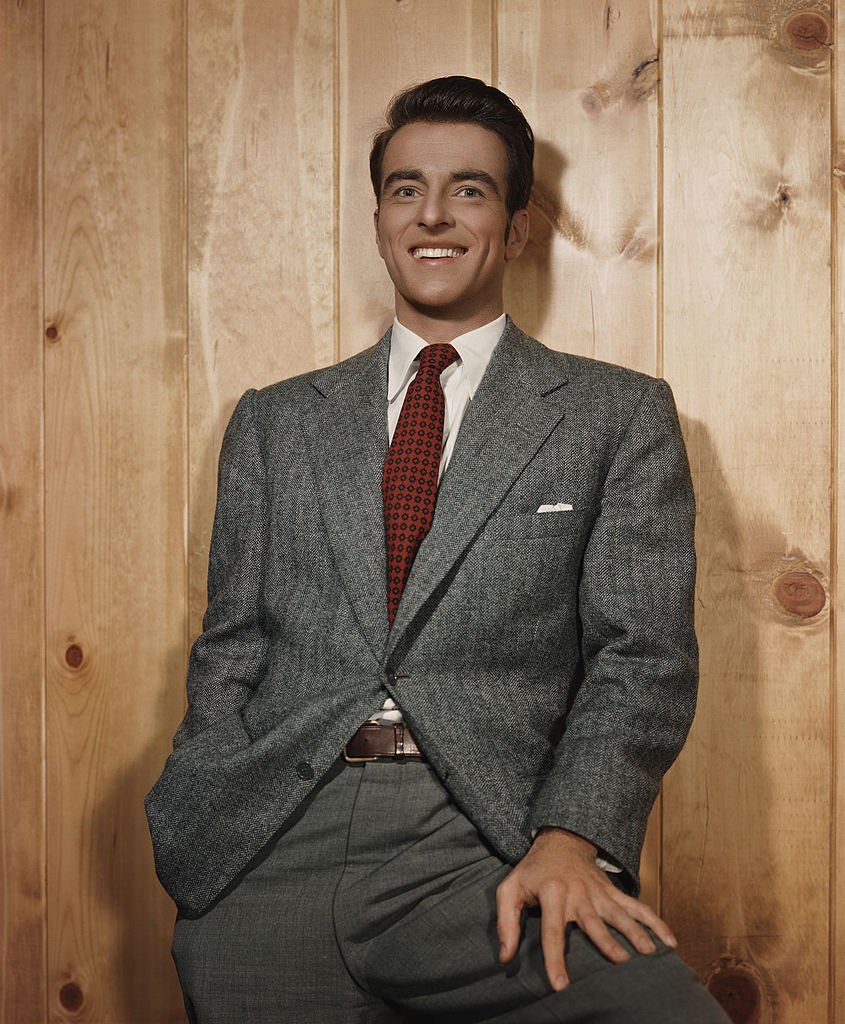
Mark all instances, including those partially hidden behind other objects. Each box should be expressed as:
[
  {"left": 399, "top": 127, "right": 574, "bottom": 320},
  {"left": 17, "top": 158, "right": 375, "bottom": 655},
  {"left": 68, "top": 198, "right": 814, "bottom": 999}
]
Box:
[
  {"left": 394, "top": 185, "right": 419, "bottom": 198},
  {"left": 457, "top": 186, "right": 483, "bottom": 198}
]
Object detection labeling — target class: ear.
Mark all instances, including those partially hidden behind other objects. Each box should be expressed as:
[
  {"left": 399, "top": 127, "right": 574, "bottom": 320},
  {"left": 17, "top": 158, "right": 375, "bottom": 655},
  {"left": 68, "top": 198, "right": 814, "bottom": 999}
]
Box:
[
  {"left": 504, "top": 208, "right": 530, "bottom": 262},
  {"left": 374, "top": 206, "right": 384, "bottom": 258}
]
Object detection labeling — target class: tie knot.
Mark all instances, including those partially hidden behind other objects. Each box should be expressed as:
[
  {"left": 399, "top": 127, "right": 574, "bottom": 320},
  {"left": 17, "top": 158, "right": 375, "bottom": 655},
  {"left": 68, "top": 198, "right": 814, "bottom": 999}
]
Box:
[{"left": 417, "top": 343, "right": 459, "bottom": 377}]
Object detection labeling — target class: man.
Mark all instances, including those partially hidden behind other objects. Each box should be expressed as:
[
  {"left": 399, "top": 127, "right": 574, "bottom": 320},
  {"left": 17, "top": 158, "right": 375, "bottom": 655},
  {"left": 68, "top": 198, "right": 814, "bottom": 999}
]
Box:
[{"left": 146, "top": 76, "right": 728, "bottom": 1022}]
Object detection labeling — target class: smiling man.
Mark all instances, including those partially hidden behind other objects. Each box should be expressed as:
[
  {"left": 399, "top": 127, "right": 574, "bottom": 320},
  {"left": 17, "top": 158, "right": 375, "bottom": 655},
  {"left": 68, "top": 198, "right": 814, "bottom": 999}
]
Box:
[
  {"left": 146, "top": 77, "right": 729, "bottom": 1023},
  {"left": 374, "top": 119, "right": 528, "bottom": 338}
]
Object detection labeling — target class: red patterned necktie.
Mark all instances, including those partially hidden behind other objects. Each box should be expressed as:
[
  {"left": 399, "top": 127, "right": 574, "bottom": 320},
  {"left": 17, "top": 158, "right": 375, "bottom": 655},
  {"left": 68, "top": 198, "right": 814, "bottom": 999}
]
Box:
[{"left": 383, "top": 343, "right": 460, "bottom": 625}]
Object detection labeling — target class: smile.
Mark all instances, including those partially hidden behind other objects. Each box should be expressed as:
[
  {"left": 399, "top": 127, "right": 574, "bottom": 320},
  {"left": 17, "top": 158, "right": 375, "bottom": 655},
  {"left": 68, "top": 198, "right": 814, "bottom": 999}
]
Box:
[{"left": 411, "top": 247, "right": 467, "bottom": 259}]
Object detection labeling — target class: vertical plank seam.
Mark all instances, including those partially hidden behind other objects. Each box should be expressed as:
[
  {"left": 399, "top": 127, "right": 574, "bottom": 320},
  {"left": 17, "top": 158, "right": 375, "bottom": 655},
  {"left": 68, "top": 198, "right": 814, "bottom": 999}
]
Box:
[
  {"left": 829, "top": 2, "right": 839, "bottom": 1019},
  {"left": 39, "top": 0, "right": 48, "bottom": 1017},
  {"left": 655, "top": 0, "right": 664, "bottom": 383},
  {"left": 491, "top": 0, "right": 498, "bottom": 87},
  {"left": 184, "top": 0, "right": 191, "bottom": 716},
  {"left": 656, "top": 0, "right": 665, "bottom": 921},
  {"left": 333, "top": 0, "right": 340, "bottom": 366}
]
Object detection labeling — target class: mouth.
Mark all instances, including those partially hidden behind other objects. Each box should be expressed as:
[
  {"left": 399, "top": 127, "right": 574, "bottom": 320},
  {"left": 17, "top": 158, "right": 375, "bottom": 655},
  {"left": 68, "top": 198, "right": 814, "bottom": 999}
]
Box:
[{"left": 410, "top": 247, "right": 467, "bottom": 260}]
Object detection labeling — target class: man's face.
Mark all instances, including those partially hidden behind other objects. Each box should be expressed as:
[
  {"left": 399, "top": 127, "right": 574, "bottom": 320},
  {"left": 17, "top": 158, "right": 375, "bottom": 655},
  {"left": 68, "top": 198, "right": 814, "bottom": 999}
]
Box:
[{"left": 374, "top": 121, "right": 529, "bottom": 339}]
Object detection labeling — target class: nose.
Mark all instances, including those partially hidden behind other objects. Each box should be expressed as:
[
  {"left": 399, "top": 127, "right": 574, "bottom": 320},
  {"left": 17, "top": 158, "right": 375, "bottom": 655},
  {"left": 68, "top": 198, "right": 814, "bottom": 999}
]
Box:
[{"left": 417, "top": 190, "right": 455, "bottom": 229}]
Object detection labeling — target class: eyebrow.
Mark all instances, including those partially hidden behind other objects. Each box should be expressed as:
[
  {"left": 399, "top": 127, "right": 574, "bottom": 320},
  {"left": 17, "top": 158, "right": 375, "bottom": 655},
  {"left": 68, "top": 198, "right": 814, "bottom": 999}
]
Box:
[{"left": 381, "top": 168, "right": 503, "bottom": 196}]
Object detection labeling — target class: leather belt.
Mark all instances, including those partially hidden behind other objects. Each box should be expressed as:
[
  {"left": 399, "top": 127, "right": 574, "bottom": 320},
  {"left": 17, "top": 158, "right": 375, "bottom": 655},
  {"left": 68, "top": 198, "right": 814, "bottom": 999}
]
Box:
[{"left": 343, "top": 721, "right": 426, "bottom": 763}]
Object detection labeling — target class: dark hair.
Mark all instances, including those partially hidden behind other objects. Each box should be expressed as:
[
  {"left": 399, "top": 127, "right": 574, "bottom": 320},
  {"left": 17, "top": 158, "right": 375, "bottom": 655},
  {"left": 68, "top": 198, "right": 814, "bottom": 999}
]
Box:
[{"left": 369, "top": 76, "right": 534, "bottom": 219}]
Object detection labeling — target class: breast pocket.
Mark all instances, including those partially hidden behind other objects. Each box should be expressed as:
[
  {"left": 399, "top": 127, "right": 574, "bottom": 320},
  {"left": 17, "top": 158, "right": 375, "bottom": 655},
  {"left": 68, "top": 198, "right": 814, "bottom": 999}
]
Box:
[{"left": 490, "top": 509, "right": 593, "bottom": 540}]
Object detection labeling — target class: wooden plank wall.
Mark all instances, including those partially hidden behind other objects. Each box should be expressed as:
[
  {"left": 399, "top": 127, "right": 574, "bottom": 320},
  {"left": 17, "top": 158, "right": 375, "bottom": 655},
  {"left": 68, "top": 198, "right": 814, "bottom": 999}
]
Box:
[
  {"left": 0, "top": 1, "right": 840, "bottom": 1021},
  {"left": 663, "top": 6, "right": 834, "bottom": 1022},
  {"left": 41, "top": 3, "right": 188, "bottom": 1022},
  {"left": 1, "top": 2, "right": 46, "bottom": 1022}
]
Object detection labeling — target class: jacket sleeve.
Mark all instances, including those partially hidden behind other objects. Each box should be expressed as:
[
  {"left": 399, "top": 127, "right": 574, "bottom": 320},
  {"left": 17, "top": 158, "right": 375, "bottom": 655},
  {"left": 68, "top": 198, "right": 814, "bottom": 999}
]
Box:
[
  {"left": 172, "top": 388, "right": 269, "bottom": 749},
  {"left": 527, "top": 378, "right": 698, "bottom": 894}
]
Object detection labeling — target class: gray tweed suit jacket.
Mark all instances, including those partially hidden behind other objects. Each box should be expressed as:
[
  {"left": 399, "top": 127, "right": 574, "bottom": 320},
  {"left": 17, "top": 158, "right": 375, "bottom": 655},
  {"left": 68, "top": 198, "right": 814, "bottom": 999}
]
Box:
[{"left": 145, "top": 318, "right": 698, "bottom": 915}]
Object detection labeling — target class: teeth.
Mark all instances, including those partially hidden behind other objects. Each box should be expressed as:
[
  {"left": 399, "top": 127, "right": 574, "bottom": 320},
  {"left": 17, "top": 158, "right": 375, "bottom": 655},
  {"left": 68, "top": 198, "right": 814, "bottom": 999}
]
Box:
[{"left": 412, "top": 247, "right": 466, "bottom": 259}]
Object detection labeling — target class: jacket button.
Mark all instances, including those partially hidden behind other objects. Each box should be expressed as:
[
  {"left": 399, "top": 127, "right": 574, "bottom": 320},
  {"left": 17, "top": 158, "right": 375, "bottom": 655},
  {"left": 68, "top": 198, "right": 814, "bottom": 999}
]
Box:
[{"left": 295, "top": 762, "right": 314, "bottom": 780}]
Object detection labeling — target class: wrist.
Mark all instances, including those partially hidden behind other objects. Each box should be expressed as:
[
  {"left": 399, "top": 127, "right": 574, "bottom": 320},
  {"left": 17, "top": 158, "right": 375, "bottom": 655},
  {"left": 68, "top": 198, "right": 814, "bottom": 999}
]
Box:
[{"left": 534, "top": 827, "right": 598, "bottom": 858}]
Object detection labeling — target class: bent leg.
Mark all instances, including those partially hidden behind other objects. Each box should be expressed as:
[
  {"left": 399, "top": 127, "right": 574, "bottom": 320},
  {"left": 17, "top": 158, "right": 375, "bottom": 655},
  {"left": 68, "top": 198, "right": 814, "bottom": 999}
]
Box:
[{"left": 333, "top": 762, "right": 729, "bottom": 1024}]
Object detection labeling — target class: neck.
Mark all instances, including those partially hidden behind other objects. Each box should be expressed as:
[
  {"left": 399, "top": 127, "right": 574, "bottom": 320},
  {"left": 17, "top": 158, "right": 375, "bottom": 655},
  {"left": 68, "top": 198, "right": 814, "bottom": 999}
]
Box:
[{"left": 393, "top": 299, "right": 504, "bottom": 344}]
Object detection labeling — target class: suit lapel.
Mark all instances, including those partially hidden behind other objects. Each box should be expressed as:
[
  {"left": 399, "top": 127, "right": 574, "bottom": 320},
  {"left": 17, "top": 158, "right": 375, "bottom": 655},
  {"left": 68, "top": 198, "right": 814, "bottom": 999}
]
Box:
[
  {"left": 385, "top": 321, "right": 569, "bottom": 660},
  {"left": 304, "top": 332, "right": 391, "bottom": 659}
]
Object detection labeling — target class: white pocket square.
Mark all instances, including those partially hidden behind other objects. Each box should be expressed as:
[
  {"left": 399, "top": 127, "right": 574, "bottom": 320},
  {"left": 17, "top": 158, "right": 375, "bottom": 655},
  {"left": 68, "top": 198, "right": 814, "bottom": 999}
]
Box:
[{"left": 536, "top": 503, "right": 573, "bottom": 513}]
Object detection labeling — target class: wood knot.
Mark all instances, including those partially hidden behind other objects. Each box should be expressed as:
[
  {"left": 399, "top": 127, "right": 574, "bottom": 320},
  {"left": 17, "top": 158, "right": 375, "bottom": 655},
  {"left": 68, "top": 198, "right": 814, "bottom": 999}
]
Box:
[
  {"left": 773, "top": 571, "right": 826, "bottom": 618},
  {"left": 631, "top": 55, "right": 659, "bottom": 101},
  {"left": 59, "top": 981, "right": 84, "bottom": 1011},
  {"left": 45, "top": 322, "right": 60, "bottom": 343},
  {"left": 621, "top": 236, "right": 648, "bottom": 260},
  {"left": 784, "top": 11, "right": 830, "bottom": 52},
  {"left": 773, "top": 183, "right": 792, "bottom": 210},
  {"left": 705, "top": 957, "right": 762, "bottom": 1024},
  {"left": 65, "top": 643, "right": 85, "bottom": 669},
  {"left": 580, "top": 86, "right": 608, "bottom": 115}
]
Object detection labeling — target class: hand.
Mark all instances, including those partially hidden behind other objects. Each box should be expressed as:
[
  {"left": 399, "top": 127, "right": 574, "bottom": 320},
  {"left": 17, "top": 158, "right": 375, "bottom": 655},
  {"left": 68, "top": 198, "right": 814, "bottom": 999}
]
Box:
[{"left": 496, "top": 827, "right": 677, "bottom": 991}]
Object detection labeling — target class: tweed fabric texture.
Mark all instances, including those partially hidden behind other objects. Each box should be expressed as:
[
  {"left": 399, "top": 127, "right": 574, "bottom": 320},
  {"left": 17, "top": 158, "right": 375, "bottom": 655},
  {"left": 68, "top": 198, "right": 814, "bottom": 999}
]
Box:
[
  {"left": 145, "top": 319, "right": 699, "bottom": 914},
  {"left": 383, "top": 342, "right": 458, "bottom": 624}
]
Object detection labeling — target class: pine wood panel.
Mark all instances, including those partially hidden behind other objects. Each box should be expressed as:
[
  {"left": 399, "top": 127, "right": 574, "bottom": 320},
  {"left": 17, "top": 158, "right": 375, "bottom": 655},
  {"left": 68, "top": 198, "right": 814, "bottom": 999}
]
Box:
[
  {"left": 43, "top": 2, "right": 187, "bottom": 1020},
  {"left": 835, "top": 1, "right": 845, "bottom": 1016},
  {"left": 337, "top": 0, "right": 493, "bottom": 358},
  {"left": 661, "top": 3, "right": 833, "bottom": 1020},
  {"left": 497, "top": 0, "right": 663, "bottom": 912},
  {"left": 187, "top": 0, "right": 336, "bottom": 633},
  {"left": 0, "top": 1, "right": 46, "bottom": 1021},
  {"left": 0, "top": 3, "right": 841, "bottom": 1022},
  {"left": 497, "top": 0, "right": 659, "bottom": 375}
]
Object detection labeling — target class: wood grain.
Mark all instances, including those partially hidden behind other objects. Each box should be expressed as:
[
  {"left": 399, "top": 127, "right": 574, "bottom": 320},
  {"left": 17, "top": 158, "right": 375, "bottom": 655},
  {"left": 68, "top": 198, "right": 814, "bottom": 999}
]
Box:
[
  {"left": 1, "top": 2, "right": 843, "bottom": 1021},
  {"left": 497, "top": 0, "right": 660, "bottom": 375},
  {"left": 0, "top": 1, "right": 46, "bottom": 1021},
  {"left": 835, "top": 0, "right": 845, "bottom": 1016},
  {"left": 661, "top": 2, "right": 833, "bottom": 1020},
  {"left": 337, "top": 0, "right": 493, "bottom": 358},
  {"left": 497, "top": 0, "right": 662, "bottom": 910},
  {"left": 43, "top": 1, "right": 187, "bottom": 1020},
  {"left": 188, "top": 0, "right": 337, "bottom": 634}
]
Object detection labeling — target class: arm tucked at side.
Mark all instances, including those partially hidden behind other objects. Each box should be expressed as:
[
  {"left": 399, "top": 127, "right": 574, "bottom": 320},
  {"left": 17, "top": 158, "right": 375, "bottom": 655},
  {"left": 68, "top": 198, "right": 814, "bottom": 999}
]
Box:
[{"left": 174, "top": 389, "right": 270, "bottom": 749}]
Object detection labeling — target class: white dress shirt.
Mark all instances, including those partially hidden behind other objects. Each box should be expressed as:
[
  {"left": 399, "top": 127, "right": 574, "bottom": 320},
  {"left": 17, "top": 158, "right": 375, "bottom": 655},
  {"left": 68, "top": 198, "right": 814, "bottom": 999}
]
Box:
[
  {"left": 375, "top": 314, "right": 506, "bottom": 724},
  {"left": 386, "top": 315, "right": 507, "bottom": 467}
]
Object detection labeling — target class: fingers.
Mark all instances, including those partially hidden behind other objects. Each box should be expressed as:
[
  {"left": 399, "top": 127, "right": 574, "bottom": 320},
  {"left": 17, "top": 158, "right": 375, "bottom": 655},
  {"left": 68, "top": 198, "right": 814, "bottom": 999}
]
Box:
[
  {"left": 495, "top": 879, "right": 525, "bottom": 964},
  {"left": 577, "top": 892, "right": 685, "bottom": 970},
  {"left": 577, "top": 907, "right": 634, "bottom": 964},
  {"left": 539, "top": 892, "right": 569, "bottom": 990},
  {"left": 496, "top": 847, "right": 679, "bottom": 996},
  {"left": 541, "top": 889, "right": 674, "bottom": 990},
  {"left": 615, "top": 892, "right": 678, "bottom": 949}
]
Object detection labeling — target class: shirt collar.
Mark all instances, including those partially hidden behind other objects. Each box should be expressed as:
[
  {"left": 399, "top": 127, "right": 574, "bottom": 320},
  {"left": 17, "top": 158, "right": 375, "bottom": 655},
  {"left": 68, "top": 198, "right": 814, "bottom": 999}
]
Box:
[{"left": 387, "top": 314, "right": 507, "bottom": 403}]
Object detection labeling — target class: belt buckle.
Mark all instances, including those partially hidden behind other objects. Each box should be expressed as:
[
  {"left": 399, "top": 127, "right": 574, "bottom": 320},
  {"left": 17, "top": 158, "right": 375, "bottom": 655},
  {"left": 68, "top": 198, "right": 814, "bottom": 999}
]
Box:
[
  {"left": 342, "top": 748, "right": 380, "bottom": 764},
  {"left": 343, "top": 720, "right": 383, "bottom": 764}
]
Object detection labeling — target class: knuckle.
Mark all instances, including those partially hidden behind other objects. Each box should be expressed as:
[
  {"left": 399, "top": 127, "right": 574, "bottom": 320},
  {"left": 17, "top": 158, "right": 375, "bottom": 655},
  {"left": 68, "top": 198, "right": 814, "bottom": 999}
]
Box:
[
  {"left": 496, "top": 880, "right": 515, "bottom": 902},
  {"left": 541, "top": 878, "right": 565, "bottom": 897}
]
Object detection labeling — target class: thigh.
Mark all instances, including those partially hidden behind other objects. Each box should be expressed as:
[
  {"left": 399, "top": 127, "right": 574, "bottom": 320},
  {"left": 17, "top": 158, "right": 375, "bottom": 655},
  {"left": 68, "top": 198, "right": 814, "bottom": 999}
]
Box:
[
  {"left": 172, "top": 762, "right": 402, "bottom": 1024},
  {"left": 478, "top": 928, "right": 732, "bottom": 1024},
  {"left": 334, "top": 763, "right": 728, "bottom": 1024}
]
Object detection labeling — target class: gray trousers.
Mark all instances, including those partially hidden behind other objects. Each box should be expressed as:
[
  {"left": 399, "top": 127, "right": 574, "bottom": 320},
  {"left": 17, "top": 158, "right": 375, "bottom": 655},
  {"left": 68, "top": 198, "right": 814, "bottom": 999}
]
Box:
[{"left": 172, "top": 760, "right": 729, "bottom": 1023}]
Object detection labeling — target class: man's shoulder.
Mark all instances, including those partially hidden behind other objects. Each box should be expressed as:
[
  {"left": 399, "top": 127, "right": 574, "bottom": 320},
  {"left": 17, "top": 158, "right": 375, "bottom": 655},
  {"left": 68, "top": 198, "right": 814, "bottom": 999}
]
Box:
[{"left": 251, "top": 331, "right": 390, "bottom": 412}]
